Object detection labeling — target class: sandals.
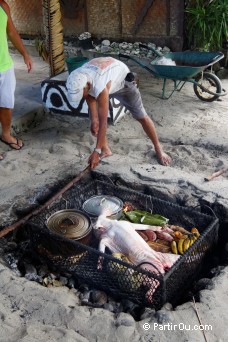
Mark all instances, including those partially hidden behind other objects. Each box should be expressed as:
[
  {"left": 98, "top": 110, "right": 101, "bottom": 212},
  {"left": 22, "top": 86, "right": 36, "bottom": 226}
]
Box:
[{"left": 0, "top": 137, "right": 24, "bottom": 150}]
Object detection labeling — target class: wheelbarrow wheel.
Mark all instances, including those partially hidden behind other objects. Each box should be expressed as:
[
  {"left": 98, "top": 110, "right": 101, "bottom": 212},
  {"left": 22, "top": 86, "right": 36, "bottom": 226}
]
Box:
[{"left": 193, "top": 72, "right": 222, "bottom": 102}]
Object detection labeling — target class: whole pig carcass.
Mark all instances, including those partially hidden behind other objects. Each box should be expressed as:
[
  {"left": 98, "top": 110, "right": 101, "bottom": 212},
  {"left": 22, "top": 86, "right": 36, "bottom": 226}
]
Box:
[
  {"left": 93, "top": 215, "right": 180, "bottom": 302},
  {"left": 94, "top": 215, "right": 179, "bottom": 274}
]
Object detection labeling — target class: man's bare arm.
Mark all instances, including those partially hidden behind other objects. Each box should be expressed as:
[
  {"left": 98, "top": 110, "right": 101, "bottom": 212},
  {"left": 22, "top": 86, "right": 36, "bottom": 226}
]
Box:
[
  {"left": 2, "top": 1, "right": 32, "bottom": 72},
  {"left": 87, "top": 86, "right": 110, "bottom": 169},
  {"left": 95, "top": 87, "right": 109, "bottom": 149},
  {"left": 86, "top": 95, "right": 99, "bottom": 136}
]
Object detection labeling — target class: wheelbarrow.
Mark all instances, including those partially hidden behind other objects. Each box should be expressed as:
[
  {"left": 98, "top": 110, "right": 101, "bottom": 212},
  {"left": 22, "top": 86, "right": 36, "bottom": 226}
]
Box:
[{"left": 119, "top": 44, "right": 227, "bottom": 102}]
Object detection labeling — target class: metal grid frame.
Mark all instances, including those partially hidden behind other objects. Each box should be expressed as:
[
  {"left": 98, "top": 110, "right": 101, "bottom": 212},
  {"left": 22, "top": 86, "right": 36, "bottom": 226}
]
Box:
[{"left": 27, "top": 179, "right": 219, "bottom": 309}]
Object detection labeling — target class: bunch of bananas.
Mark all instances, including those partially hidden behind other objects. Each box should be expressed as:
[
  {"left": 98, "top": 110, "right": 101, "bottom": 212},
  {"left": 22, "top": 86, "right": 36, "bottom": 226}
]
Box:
[{"left": 171, "top": 227, "right": 200, "bottom": 255}]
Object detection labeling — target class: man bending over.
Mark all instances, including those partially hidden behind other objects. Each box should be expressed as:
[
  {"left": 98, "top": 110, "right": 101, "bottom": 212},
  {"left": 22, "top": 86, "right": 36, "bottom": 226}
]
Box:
[{"left": 66, "top": 56, "right": 171, "bottom": 169}]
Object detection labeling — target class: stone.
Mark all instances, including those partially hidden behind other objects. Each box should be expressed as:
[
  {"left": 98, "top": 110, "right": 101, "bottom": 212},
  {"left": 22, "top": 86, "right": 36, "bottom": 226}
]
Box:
[
  {"left": 140, "top": 307, "right": 156, "bottom": 320},
  {"left": 209, "top": 266, "right": 225, "bottom": 277},
  {"left": 68, "top": 277, "right": 76, "bottom": 288},
  {"left": 5, "top": 241, "right": 18, "bottom": 252},
  {"left": 148, "top": 42, "right": 156, "bottom": 49},
  {"left": 37, "top": 265, "right": 49, "bottom": 277},
  {"left": 162, "top": 46, "right": 171, "bottom": 53},
  {"left": 78, "top": 283, "right": 90, "bottom": 292},
  {"left": 162, "top": 302, "right": 173, "bottom": 311},
  {"left": 116, "top": 312, "right": 135, "bottom": 327},
  {"left": 100, "top": 46, "right": 110, "bottom": 53},
  {"left": 24, "top": 262, "right": 37, "bottom": 276},
  {"left": 103, "top": 302, "right": 115, "bottom": 312},
  {"left": 59, "top": 276, "right": 68, "bottom": 286},
  {"left": 79, "top": 290, "right": 91, "bottom": 302},
  {"left": 90, "top": 290, "right": 108, "bottom": 305},
  {"left": 155, "top": 310, "right": 171, "bottom": 324},
  {"left": 193, "top": 278, "right": 213, "bottom": 292},
  {"left": 78, "top": 32, "right": 91, "bottom": 40},
  {"left": 101, "top": 39, "right": 110, "bottom": 46}
]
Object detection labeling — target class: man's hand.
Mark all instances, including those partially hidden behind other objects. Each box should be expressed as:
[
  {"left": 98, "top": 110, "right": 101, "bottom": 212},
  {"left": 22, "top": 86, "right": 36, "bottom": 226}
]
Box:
[
  {"left": 24, "top": 54, "right": 33, "bottom": 73},
  {"left": 90, "top": 120, "right": 99, "bottom": 137},
  {"left": 88, "top": 151, "right": 101, "bottom": 169}
]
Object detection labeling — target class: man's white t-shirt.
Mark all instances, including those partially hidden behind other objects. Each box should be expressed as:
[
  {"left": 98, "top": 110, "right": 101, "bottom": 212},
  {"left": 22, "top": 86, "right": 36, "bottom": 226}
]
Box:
[{"left": 77, "top": 57, "right": 130, "bottom": 98}]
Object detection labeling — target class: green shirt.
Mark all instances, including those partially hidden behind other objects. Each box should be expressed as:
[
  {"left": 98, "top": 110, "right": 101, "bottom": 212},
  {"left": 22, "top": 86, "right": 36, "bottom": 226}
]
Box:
[{"left": 0, "top": 5, "right": 13, "bottom": 72}]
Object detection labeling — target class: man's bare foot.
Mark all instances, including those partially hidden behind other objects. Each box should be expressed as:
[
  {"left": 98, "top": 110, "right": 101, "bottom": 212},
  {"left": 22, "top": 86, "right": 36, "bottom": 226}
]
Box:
[
  {"left": 101, "top": 146, "right": 113, "bottom": 159},
  {"left": 90, "top": 121, "right": 99, "bottom": 137},
  {"left": 157, "top": 151, "right": 172, "bottom": 166}
]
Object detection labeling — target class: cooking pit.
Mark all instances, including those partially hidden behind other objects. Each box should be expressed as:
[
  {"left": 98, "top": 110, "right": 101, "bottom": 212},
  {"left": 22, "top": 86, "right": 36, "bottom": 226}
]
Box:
[{"left": 1, "top": 172, "right": 220, "bottom": 314}]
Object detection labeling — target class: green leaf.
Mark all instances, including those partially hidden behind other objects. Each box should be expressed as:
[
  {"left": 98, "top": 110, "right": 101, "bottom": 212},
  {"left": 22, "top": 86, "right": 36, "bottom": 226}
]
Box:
[
  {"left": 140, "top": 213, "right": 169, "bottom": 226},
  {"left": 124, "top": 211, "right": 143, "bottom": 223},
  {"left": 185, "top": 0, "right": 228, "bottom": 50},
  {"left": 123, "top": 210, "right": 168, "bottom": 226}
]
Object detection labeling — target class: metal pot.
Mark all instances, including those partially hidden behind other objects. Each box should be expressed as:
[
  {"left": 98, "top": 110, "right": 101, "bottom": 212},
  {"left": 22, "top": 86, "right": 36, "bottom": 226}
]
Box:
[
  {"left": 46, "top": 209, "right": 92, "bottom": 245},
  {"left": 82, "top": 195, "right": 123, "bottom": 220}
]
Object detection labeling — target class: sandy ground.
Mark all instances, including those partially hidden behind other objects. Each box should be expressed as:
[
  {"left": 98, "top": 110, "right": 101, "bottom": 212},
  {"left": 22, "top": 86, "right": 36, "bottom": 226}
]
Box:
[{"left": 0, "top": 54, "right": 228, "bottom": 341}]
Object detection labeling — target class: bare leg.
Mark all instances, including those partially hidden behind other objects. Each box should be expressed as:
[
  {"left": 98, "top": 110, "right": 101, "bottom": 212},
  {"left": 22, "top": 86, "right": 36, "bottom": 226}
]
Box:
[
  {"left": 137, "top": 116, "right": 171, "bottom": 166},
  {"left": 0, "top": 107, "right": 23, "bottom": 149}
]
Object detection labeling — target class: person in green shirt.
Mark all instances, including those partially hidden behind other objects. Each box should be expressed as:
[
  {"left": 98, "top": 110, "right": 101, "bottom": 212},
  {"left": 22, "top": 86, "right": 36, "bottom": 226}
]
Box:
[{"left": 0, "top": 0, "right": 32, "bottom": 160}]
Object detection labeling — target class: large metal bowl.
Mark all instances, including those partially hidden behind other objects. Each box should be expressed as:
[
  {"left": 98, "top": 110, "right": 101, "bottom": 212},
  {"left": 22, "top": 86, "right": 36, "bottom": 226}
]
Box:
[
  {"left": 46, "top": 209, "right": 92, "bottom": 245},
  {"left": 82, "top": 195, "right": 123, "bottom": 220}
]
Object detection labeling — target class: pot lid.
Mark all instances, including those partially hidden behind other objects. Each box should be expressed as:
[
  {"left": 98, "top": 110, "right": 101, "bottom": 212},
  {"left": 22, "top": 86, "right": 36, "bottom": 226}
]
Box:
[
  {"left": 82, "top": 195, "right": 123, "bottom": 217},
  {"left": 46, "top": 209, "right": 91, "bottom": 239}
]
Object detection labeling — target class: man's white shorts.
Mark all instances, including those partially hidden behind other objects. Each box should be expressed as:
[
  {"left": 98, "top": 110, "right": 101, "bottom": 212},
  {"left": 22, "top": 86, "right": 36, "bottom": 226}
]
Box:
[{"left": 0, "top": 67, "right": 16, "bottom": 109}]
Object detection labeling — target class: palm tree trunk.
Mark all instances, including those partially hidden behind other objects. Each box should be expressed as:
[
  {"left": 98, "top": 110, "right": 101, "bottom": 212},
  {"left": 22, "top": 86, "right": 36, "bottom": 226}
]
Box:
[{"left": 42, "top": 0, "right": 65, "bottom": 76}]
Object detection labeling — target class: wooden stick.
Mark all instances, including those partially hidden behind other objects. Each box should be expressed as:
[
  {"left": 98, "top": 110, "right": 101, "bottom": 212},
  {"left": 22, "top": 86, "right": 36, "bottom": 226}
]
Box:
[
  {"left": 0, "top": 165, "right": 91, "bottom": 238},
  {"left": 204, "top": 167, "right": 228, "bottom": 181},
  {"left": 192, "top": 296, "right": 208, "bottom": 342}
]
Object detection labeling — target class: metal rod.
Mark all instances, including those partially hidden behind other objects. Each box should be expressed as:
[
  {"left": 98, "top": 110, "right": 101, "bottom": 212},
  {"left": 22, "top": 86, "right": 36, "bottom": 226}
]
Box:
[{"left": 0, "top": 165, "right": 91, "bottom": 238}]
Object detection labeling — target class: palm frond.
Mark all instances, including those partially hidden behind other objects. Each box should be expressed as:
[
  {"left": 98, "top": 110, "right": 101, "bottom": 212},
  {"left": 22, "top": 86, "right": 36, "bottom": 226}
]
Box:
[{"left": 42, "top": 0, "right": 65, "bottom": 76}]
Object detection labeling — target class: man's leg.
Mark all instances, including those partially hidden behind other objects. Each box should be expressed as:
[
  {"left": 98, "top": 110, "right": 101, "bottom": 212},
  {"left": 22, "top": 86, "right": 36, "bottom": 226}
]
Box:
[
  {"left": 0, "top": 68, "right": 23, "bottom": 150},
  {"left": 0, "top": 107, "right": 23, "bottom": 149},
  {"left": 101, "top": 136, "right": 112, "bottom": 159},
  {"left": 137, "top": 116, "right": 171, "bottom": 166},
  {"left": 111, "top": 82, "right": 171, "bottom": 166}
]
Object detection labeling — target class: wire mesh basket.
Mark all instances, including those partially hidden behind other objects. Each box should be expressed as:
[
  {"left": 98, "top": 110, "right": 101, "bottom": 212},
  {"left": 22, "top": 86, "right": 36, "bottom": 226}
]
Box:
[{"left": 26, "top": 179, "right": 219, "bottom": 309}]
